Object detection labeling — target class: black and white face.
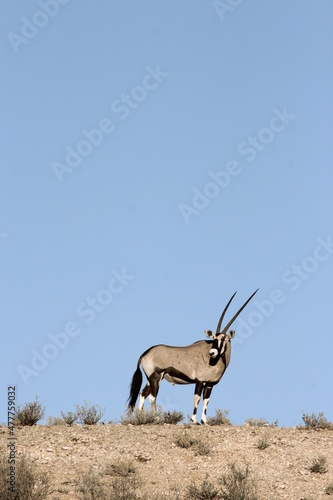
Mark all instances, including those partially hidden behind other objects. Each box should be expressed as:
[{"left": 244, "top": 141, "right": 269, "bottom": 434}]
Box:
[
  {"left": 205, "top": 330, "right": 235, "bottom": 359},
  {"left": 209, "top": 334, "right": 227, "bottom": 359}
]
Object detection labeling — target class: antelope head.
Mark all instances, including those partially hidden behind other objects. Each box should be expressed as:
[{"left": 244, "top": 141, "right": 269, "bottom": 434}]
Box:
[{"left": 205, "top": 289, "right": 258, "bottom": 359}]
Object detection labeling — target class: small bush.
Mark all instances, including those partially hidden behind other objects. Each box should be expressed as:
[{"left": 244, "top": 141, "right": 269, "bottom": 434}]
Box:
[
  {"left": 309, "top": 456, "right": 328, "bottom": 474},
  {"left": 256, "top": 435, "right": 269, "bottom": 450},
  {"left": 325, "top": 483, "right": 333, "bottom": 495},
  {"left": 206, "top": 409, "right": 231, "bottom": 426},
  {"left": 300, "top": 411, "right": 333, "bottom": 430},
  {"left": 173, "top": 431, "right": 196, "bottom": 449},
  {"left": 110, "top": 475, "right": 139, "bottom": 500},
  {"left": 0, "top": 455, "right": 50, "bottom": 499},
  {"left": 162, "top": 410, "right": 184, "bottom": 424},
  {"left": 245, "top": 417, "right": 278, "bottom": 428},
  {"left": 219, "top": 462, "right": 257, "bottom": 500},
  {"left": 76, "top": 401, "right": 105, "bottom": 425},
  {"left": 46, "top": 416, "right": 65, "bottom": 426},
  {"left": 186, "top": 476, "right": 220, "bottom": 499},
  {"left": 76, "top": 468, "right": 106, "bottom": 499},
  {"left": 61, "top": 410, "right": 78, "bottom": 426},
  {"left": 105, "top": 459, "right": 136, "bottom": 477},
  {"left": 186, "top": 464, "right": 258, "bottom": 500},
  {"left": 195, "top": 439, "right": 211, "bottom": 456},
  {"left": 121, "top": 407, "right": 164, "bottom": 425},
  {"left": 16, "top": 396, "right": 45, "bottom": 426}
]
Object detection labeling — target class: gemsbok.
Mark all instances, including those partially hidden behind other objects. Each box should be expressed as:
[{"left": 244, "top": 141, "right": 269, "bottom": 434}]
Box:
[{"left": 128, "top": 290, "right": 258, "bottom": 423}]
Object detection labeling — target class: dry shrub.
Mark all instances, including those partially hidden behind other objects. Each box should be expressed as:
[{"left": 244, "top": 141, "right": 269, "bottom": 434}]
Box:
[
  {"left": 186, "top": 463, "right": 257, "bottom": 499},
  {"left": 206, "top": 409, "right": 231, "bottom": 426},
  {"left": 61, "top": 410, "right": 78, "bottom": 426},
  {"left": 105, "top": 459, "right": 136, "bottom": 477},
  {"left": 46, "top": 416, "right": 65, "bottom": 426},
  {"left": 245, "top": 418, "right": 268, "bottom": 427},
  {"left": 110, "top": 475, "right": 140, "bottom": 500},
  {"left": 0, "top": 455, "right": 50, "bottom": 499},
  {"left": 173, "top": 431, "right": 196, "bottom": 449},
  {"left": 325, "top": 483, "right": 333, "bottom": 495},
  {"left": 195, "top": 439, "right": 210, "bottom": 456},
  {"left": 173, "top": 432, "right": 210, "bottom": 456},
  {"left": 162, "top": 410, "right": 184, "bottom": 424},
  {"left": 121, "top": 407, "right": 164, "bottom": 425},
  {"left": 300, "top": 411, "right": 333, "bottom": 430},
  {"left": 76, "top": 401, "right": 105, "bottom": 425},
  {"left": 77, "top": 466, "right": 139, "bottom": 500},
  {"left": 256, "top": 435, "right": 269, "bottom": 450},
  {"left": 76, "top": 468, "right": 106, "bottom": 499},
  {"left": 121, "top": 407, "right": 183, "bottom": 425},
  {"left": 219, "top": 462, "right": 258, "bottom": 500},
  {"left": 186, "top": 476, "right": 220, "bottom": 499},
  {"left": 309, "top": 456, "right": 328, "bottom": 474},
  {"left": 15, "top": 396, "right": 45, "bottom": 426}
]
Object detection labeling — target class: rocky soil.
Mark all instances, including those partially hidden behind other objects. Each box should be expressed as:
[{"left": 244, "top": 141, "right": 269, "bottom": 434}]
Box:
[{"left": 1, "top": 423, "right": 333, "bottom": 499}]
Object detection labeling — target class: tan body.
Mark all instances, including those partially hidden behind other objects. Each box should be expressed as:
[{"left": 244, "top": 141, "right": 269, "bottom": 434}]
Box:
[
  {"left": 141, "top": 341, "right": 231, "bottom": 386},
  {"left": 128, "top": 290, "right": 258, "bottom": 424}
]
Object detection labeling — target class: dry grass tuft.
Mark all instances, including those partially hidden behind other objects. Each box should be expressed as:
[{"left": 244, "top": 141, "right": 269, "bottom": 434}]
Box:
[
  {"left": 0, "top": 455, "right": 50, "bottom": 499},
  {"left": 206, "top": 409, "right": 231, "bottom": 426},
  {"left": 308, "top": 455, "right": 328, "bottom": 474},
  {"left": 299, "top": 411, "right": 333, "bottom": 430},
  {"left": 15, "top": 396, "right": 45, "bottom": 426},
  {"left": 76, "top": 468, "right": 106, "bottom": 499},
  {"left": 105, "top": 459, "right": 136, "bottom": 477},
  {"left": 75, "top": 401, "right": 105, "bottom": 425},
  {"left": 173, "top": 431, "right": 196, "bottom": 449}
]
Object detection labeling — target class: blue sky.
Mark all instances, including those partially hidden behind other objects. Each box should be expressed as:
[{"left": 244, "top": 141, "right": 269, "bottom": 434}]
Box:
[{"left": 1, "top": 1, "right": 332, "bottom": 427}]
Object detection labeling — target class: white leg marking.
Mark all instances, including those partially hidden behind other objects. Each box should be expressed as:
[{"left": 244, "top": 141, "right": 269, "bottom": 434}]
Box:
[
  {"left": 191, "top": 394, "right": 201, "bottom": 424},
  {"left": 149, "top": 394, "right": 156, "bottom": 410},
  {"left": 201, "top": 398, "right": 209, "bottom": 424},
  {"left": 138, "top": 393, "right": 145, "bottom": 410}
]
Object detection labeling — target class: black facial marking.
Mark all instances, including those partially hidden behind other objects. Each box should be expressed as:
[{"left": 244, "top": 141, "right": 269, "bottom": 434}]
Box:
[
  {"left": 221, "top": 351, "right": 226, "bottom": 366},
  {"left": 209, "top": 335, "right": 227, "bottom": 365},
  {"left": 211, "top": 336, "right": 227, "bottom": 355}
]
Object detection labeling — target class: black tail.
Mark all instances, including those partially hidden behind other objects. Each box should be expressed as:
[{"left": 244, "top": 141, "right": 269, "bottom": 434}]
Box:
[{"left": 128, "top": 360, "right": 143, "bottom": 410}]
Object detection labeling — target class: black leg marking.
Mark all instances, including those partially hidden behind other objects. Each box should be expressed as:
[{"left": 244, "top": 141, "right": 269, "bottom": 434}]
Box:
[
  {"left": 149, "top": 371, "right": 162, "bottom": 398},
  {"left": 201, "top": 385, "right": 213, "bottom": 424},
  {"left": 203, "top": 385, "right": 212, "bottom": 401},
  {"left": 141, "top": 384, "right": 151, "bottom": 399},
  {"left": 191, "top": 382, "right": 204, "bottom": 424}
]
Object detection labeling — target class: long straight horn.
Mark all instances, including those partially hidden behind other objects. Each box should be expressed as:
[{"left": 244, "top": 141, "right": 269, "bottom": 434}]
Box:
[
  {"left": 220, "top": 289, "right": 259, "bottom": 336},
  {"left": 216, "top": 292, "right": 237, "bottom": 334}
]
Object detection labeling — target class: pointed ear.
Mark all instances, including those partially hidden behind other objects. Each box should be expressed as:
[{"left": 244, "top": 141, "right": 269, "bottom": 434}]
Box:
[
  {"left": 205, "top": 329, "right": 215, "bottom": 339},
  {"left": 228, "top": 330, "right": 235, "bottom": 339}
]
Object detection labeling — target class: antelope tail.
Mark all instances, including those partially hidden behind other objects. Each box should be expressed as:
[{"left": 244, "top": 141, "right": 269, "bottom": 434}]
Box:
[{"left": 128, "top": 359, "right": 143, "bottom": 410}]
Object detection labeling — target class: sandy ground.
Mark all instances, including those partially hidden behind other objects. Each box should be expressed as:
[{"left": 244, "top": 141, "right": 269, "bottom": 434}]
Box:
[{"left": 1, "top": 423, "right": 333, "bottom": 499}]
